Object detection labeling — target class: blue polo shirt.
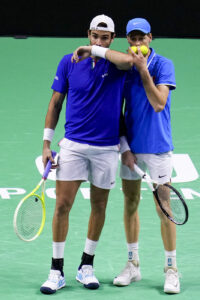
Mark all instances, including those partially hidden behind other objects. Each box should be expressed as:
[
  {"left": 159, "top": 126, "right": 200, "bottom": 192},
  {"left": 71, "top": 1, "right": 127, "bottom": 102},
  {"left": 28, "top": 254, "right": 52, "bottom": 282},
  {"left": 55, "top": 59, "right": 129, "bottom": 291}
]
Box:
[
  {"left": 124, "top": 48, "right": 176, "bottom": 153},
  {"left": 51, "top": 54, "right": 126, "bottom": 146}
]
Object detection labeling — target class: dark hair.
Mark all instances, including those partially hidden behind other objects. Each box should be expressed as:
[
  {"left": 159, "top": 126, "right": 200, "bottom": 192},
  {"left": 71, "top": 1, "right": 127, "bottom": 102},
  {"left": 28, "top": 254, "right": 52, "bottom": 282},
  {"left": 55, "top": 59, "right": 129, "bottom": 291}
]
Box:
[
  {"left": 97, "top": 22, "right": 115, "bottom": 37},
  {"left": 97, "top": 22, "right": 107, "bottom": 28}
]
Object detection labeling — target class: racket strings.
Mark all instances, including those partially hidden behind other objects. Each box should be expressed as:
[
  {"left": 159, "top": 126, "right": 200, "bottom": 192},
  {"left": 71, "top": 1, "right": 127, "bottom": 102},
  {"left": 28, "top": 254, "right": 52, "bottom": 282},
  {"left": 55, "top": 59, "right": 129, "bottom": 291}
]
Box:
[
  {"left": 16, "top": 195, "right": 43, "bottom": 240},
  {"left": 157, "top": 185, "right": 186, "bottom": 224}
]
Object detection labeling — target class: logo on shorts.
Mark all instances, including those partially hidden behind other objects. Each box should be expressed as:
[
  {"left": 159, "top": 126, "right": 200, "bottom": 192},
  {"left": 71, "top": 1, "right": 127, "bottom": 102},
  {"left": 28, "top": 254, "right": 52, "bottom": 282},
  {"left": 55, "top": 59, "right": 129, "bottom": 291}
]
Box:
[
  {"left": 110, "top": 181, "right": 115, "bottom": 185},
  {"left": 158, "top": 175, "right": 166, "bottom": 178}
]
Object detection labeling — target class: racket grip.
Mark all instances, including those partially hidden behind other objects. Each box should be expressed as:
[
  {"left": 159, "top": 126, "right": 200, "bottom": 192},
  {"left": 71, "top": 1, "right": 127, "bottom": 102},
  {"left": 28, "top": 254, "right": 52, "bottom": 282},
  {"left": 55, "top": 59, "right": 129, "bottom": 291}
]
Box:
[
  {"left": 42, "top": 151, "right": 57, "bottom": 179},
  {"left": 134, "top": 164, "right": 145, "bottom": 177}
]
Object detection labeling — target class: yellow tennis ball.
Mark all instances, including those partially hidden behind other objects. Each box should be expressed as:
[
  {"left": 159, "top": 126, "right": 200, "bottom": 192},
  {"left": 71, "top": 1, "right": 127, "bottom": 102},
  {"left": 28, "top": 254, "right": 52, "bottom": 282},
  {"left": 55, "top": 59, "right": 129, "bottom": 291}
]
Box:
[
  {"left": 140, "top": 45, "right": 148, "bottom": 56},
  {"left": 128, "top": 46, "right": 138, "bottom": 54}
]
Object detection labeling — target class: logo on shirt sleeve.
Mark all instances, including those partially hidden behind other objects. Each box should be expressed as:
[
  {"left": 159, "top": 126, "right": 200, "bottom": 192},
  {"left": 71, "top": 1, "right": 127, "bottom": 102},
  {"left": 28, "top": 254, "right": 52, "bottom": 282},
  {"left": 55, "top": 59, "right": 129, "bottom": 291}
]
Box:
[{"left": 54, "top": 75, "right": 59, "bottom": 80}]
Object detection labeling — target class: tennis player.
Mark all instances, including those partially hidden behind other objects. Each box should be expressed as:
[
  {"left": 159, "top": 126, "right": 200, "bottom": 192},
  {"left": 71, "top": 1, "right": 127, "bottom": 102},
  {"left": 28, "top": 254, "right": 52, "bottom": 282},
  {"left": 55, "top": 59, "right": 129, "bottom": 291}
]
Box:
[
  {"left": 73, "top": 18, "right": 180, "bottom": 294},
  {"left": 40, "top": 15, "right": 126, "bottom": 294}
]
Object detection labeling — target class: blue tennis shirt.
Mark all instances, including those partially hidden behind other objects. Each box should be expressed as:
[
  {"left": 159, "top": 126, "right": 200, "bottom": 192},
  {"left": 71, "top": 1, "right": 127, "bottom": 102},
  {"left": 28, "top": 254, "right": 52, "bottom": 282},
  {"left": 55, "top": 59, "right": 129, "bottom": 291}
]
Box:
[
  {"left": 52, "top": 54, "right": 126, "bottom": 146},
  {"left": 124, "top": 48, "right": 176, "bottom": 153}
]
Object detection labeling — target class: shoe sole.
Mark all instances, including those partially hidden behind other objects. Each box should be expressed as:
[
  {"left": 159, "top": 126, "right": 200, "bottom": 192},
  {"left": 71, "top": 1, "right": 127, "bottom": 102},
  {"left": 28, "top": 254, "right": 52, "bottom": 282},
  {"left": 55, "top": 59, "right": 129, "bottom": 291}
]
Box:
[
  {"left": 164, "top": 288, "right": 180, "bottom": 294},
  {"left": 40, "top": 283, "right": 66, "bottom": 294},
  {"left": 76, "top": 278, "right": 99, "bottom": 289}
]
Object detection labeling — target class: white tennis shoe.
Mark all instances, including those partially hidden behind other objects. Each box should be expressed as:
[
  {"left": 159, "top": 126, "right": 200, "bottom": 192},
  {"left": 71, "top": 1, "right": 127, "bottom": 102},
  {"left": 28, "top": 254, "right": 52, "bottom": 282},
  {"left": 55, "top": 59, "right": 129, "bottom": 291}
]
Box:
[
  {"left": 40, "top": 269, "right": 66, "bottom": 294},
  {"left": 76, "top": 265, "right": 100, "bottom": 289},
  {"left": 113, "top": 261, "right": 141, "bottom": 286},
  {"left": 164, "top": 268, "right": 180, "bottom": 294}
]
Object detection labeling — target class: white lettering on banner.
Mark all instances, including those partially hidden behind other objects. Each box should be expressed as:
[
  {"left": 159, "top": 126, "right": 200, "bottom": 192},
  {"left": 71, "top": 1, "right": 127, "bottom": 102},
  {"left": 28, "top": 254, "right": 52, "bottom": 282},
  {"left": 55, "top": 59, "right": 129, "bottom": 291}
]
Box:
[
  {"left": 0, "top": 188, "right": 26, "bottom": 199},
  {"left": 1, "top": 154, "right": 200, "bottom": 200},
  {"left": 172, "top": 154, "right": 199, "bottom": 183},
  {"left": 46, "top": 188, "right": 56, "bottom": 199},
  {"left": 35, "top": 153, "right": 199, "bottom": 183},
  {"left": 80, "top": 188, "right": 90, "bottom": 199},
  {"left": 181, "top": 188, "right": 200, "bottom": 200}
]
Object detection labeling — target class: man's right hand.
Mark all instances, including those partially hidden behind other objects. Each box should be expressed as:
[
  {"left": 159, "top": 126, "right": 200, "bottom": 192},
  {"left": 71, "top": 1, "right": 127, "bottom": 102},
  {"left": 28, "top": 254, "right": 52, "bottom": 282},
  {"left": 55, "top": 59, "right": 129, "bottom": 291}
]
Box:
[
  {"left": 71, "top": 46, "right": 92, "bottom": 63},
  {"left": 42, "top": 141, "right": 56, "bottom": 169},
  {"left": 121, "top": 150, "right": 137, "bottom": 171}
]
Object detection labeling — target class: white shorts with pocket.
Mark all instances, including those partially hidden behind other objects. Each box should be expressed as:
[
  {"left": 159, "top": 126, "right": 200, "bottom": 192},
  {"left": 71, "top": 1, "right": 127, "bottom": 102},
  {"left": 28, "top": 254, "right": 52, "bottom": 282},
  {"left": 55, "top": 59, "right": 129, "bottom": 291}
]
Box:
[
  {"left": 120, "top": 152, "right": 173, "bottom": 184},
  {"left": 56, "top": 138, "right": 119, "bottom": 189}
]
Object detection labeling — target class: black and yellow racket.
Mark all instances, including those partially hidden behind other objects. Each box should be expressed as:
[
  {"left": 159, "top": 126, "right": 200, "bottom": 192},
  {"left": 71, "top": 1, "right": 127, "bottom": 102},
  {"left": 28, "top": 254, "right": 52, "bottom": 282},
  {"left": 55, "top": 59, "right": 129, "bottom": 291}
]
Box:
[
  {"left": 13, "top": 151, "right": 56, "bottom": 241},
  {"left": 134, "top": 164, "right": 188, "bottom": 225}
]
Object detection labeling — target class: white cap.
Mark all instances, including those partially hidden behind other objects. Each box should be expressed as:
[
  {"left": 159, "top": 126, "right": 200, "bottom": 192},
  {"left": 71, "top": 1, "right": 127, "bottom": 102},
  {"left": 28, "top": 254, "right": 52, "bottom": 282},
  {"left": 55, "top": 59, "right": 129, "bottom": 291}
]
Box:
[{"left": 89, "top": 14, "right": 115, "bottom": 33}]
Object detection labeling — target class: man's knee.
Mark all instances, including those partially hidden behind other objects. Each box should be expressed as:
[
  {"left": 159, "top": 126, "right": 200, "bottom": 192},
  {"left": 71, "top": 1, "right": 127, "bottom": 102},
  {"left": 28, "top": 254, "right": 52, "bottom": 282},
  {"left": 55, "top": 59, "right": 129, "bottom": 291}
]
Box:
[
  {"left": 155, "top": 204, "right": 169, "bottom": 224},
  {"left": 55, "top": 196, "right": 74, "bottom": 216}
]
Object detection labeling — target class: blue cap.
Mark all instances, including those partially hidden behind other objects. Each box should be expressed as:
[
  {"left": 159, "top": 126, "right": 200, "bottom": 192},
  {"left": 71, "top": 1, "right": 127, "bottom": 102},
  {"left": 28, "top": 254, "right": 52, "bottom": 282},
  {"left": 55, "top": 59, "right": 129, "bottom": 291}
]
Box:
[{"left": 126, "top": 18, "right": 151, "bottom": 35}]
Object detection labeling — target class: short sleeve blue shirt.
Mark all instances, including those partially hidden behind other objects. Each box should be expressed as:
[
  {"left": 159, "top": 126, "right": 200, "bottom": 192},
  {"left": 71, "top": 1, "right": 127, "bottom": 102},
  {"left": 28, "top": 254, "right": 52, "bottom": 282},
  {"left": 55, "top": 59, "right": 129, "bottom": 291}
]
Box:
[
  {"left": 52, "top": 54, "right": 126, "bottom": 146},
  {"left": 124, "top": 48, "right": 176, "bottom": 153}
]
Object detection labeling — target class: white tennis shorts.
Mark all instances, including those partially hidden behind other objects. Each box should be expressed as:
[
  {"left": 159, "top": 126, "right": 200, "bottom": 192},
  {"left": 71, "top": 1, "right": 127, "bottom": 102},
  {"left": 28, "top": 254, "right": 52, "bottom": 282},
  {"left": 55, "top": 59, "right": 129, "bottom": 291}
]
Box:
[
  {"left": 120, "top": 152, "right": 173, "bottom": 184},
  {"left": 56, "top": 138, "right": 119, "bottom": 189}
]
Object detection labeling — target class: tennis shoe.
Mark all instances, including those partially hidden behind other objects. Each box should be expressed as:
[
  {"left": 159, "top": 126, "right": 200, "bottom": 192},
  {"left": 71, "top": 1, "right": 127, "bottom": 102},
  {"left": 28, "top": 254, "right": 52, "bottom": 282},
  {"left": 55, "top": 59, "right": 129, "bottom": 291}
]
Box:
[
  {"left": 76, "top": 265, "right": 100, "bottom": 289},
  {"left": 164, "top": 268, "right": 180, "bottom": 294},
  {"left": 113, "top": 261, "right": 141, "bottom": 286},
  {"left": 40, "top": 269, "right": 66, "bottom": 294}
]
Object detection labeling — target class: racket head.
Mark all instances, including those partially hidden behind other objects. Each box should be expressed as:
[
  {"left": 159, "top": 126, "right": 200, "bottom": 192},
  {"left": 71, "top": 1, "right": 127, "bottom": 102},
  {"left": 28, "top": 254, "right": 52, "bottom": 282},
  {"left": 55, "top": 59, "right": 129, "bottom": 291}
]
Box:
[
  {"left": 13, "top": 191, "right": 46, "bottom": 242},
  {"left": 154, "top": 183, "right": 188, "bottom": 225}
]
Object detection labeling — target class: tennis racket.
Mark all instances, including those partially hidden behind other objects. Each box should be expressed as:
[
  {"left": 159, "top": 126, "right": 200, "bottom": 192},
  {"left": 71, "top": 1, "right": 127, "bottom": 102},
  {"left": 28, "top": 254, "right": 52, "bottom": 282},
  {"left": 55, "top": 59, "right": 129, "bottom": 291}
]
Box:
[
  {"left": 134, "top": 164, "right": 188, "bottom": 225},
  {"left": 13, "top": 151, "right": 57, "bottom": 242}
]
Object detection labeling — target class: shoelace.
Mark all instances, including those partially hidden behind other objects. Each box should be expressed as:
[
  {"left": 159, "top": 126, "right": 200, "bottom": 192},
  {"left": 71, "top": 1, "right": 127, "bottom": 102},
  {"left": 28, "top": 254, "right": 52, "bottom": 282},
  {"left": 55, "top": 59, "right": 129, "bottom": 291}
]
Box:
[
  {"left": 120, "top": 262, "right": 137, "bottom": 276},
  {"left": 165, "top": 270, "right": 179, "bottom": 285},
  {"left": 48, "top": 272, "right": 60, "bottom": 283},
  {"left": 82, "top": 266, "right": 94, "bottom": 277}
]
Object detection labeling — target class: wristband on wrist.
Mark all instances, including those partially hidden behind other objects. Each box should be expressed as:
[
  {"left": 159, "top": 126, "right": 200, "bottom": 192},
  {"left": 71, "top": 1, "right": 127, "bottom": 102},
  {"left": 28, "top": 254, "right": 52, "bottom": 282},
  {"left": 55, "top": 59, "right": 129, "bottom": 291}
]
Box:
[
  {"left": 43, "top": 128, "right": 55, "bottom": 142},
  {"left": 91, "top": 45, "right": 108, "bottom": 58},
  {"left": 120, "top": 136, "right": 131, "bottom": 154}
]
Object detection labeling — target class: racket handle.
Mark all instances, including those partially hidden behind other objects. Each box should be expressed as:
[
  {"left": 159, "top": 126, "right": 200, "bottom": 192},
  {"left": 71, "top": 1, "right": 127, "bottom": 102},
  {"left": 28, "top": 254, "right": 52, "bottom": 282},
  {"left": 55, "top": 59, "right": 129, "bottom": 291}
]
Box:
[
  {"left": 42, "top": 151, "right": 57, "bottom": 180},
  {"left": 134, "top": 164, "right": 145, "bottom": 177}
]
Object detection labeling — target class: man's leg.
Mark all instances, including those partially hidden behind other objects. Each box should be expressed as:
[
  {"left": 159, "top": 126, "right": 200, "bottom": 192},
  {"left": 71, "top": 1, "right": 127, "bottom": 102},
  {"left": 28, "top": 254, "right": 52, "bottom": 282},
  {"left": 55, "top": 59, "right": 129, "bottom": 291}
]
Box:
[
  {"left": 76, "top": 184, "right": 110, "bottom": 289},
  {"left": 154, "top": 195, "right": 180, "bottom": 294},
  {"left": 113, "top": 179, "right": 142, "bottom": 286},
  {"left": 40, "top": 180, "right": 81, "bottom": 294}
]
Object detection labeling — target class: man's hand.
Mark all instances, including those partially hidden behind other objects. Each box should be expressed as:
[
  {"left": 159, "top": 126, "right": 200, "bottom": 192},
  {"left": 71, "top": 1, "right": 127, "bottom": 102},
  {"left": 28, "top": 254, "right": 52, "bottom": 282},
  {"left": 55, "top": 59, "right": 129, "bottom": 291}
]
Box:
[
  {"left": 121, "top": 150, "right": 137, "bottom": 171},
  {"left": 71, "top": 46, "right": 92, "bottom": 63},
  {"left": 42, "top": 142, "right": 57, "bottom": 169},
  {"left": 128, "top": 46, "right": 148, "bottom": 73}
]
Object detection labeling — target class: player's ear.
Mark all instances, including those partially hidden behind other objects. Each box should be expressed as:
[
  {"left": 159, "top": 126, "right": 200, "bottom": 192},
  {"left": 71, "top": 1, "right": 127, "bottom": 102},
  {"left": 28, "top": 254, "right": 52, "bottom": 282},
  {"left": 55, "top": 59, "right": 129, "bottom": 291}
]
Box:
[
  {"left": 147, "top": 33, "right": 152, "bottom": 42},
  {"left": 110, "top": 33, "right": 116, "bottom": 43},
  {"left": 126, "top": 35, "right": 131, "bottom": 43},
  {"left": 87, "top": 30, "right": 91, "bottom": 38}
]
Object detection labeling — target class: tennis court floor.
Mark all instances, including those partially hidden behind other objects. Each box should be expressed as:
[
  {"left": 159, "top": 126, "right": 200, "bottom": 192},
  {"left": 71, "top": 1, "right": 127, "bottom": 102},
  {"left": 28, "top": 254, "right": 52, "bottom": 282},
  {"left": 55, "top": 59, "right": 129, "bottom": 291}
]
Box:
[{"left": 0, "top": 37, "right": 200, "bottom": 300}]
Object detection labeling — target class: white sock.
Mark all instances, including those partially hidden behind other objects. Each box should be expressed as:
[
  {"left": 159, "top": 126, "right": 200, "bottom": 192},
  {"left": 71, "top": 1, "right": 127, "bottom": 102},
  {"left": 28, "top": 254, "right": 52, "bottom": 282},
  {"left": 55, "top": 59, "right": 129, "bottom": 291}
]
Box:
[
  {"left": 53, "top": 241, "right": 66, "bottom": 259},
  {"left": 165, "top": 250, "right": 177, "bottom": 268},
  {"left": 127, "top": 242, "right": 139, "bottom": 261},
  {"left": 84, "top": 238, "right": 98, "bottom": 255}
]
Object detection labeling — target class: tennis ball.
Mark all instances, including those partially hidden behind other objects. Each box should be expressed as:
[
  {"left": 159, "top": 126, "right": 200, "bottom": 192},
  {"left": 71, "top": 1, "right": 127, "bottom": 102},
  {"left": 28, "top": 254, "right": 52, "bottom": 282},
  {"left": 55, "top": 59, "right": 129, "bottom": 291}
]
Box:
[
  {"left": 140, "top": 45, "right": 148, "bottom": 56},
  {"left": 128, "top": 46, "right": 138, "bottom": 54},
  {"left": 128, "top": 45, "right": 149, "bottom": 56}
]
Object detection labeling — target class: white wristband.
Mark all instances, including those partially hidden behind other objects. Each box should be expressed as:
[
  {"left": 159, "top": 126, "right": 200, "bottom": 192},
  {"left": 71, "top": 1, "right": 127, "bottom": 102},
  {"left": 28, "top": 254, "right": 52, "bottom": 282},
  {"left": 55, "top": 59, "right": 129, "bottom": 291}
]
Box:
[
  {"left": 43, "top": 128, "right": 55, "bottom": 142},
  {"left": 91, "top": 45, "right": 108, "bottom": 58},
  {"left": 120, "top": 136, "right": 131, "bottom": 154}
]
